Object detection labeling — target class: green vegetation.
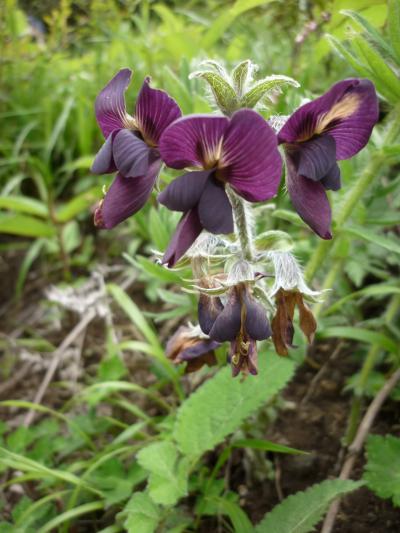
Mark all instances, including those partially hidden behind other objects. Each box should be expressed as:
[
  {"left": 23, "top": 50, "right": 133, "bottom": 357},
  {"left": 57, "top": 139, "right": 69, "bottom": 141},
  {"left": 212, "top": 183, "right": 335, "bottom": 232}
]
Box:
[{"left": 1, "top": 1, "right": 399, "bottom": 531}]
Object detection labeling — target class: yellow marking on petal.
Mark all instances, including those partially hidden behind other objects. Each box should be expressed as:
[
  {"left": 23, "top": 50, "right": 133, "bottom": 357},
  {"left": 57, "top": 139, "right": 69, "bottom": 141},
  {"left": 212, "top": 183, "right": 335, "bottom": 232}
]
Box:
[
  {"left": 315, "top": 94, "right": 360, "bottom": 134},
  {"left": 123, "top": 113, "right": 138, "bottom": 130},
  {"left": 203, "top": 136, "right": 224, "bottom": 169}
]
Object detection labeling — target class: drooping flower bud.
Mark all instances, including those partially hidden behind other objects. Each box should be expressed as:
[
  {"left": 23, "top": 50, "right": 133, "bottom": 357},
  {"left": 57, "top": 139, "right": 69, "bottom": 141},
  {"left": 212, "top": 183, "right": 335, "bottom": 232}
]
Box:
[{"left": 166, "top": 325, "right": 219, "bottom": 373}]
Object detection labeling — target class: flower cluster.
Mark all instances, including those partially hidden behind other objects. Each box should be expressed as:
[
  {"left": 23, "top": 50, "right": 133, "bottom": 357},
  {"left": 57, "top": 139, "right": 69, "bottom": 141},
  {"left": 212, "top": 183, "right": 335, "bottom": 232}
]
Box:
[{"left": 92, "top": 64, "right": 379, "bottom": 377}]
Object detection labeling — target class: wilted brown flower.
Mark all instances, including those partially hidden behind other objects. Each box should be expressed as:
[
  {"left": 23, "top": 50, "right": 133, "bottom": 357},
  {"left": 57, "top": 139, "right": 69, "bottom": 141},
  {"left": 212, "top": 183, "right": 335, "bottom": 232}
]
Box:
[
  {"left": 271, "top": 289, "right": 317, "bottom": 356},
  {"left": 166, "top": 325, "right": 219, "bottom": 373}
]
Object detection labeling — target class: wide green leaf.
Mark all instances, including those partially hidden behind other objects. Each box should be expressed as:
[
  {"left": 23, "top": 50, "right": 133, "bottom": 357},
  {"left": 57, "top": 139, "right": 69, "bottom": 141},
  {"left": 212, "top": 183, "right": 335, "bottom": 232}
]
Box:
[
  {"left": 137, "top": 441, "right": 189, "bottom": 506},
  {"left": 122, "top": 492, "right": 160, "bottom": 533},
  {"left": 364, "top": 434, "right": 400, "bottom": 507},
  {"left": 173, "top": 351, "right": 295, "bottom": 457},
  {"left": 255, "top": 479, "right": 363, "bottom": 533}
]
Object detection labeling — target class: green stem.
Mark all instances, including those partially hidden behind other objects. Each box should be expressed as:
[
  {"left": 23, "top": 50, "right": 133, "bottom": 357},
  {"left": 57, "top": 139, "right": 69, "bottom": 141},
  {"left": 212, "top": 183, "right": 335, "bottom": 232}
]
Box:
[
  {"left": 226, "top": 187, "right": 254, "bottom": 261},
  {"left": 344, "top": 294, "right": 400, "bottom": 444}
]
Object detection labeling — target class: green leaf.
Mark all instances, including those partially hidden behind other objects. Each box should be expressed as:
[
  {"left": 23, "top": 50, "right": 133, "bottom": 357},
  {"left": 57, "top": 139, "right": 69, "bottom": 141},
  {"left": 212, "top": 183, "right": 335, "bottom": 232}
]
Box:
[
  {"left": 231, "top": 59, "right": 252, "bottom": 97},
  {"left": 255, "top": 230, "right": 293, "bottom": 252},
  {"left": 255, "top": 479, "right": 363, "bottom": 533},
  {"left": 341, "top": 10, "right": 394, "bottom": 59},
  {"left": 318, "top": 327, "right": 397, "bottom": 354},
  {"left": 173, "top": 352, "right": 295, "bottom": 457},
  {"left": 352, "top": 35, "right": 400, "bottom": 102},
  {"left": 364, "top": 434, "right": 400, "bottom": 506},
  {"left": 215, "top": 498, "right": 254, "bottom": 533},
  {"left": 232, "top": 438, "right": 307, "bottom": 455},
  {"left": 38, "top": 501, "right": 104, "bottom": 533},
  {"left": 327, "top": 35, "right": 372, "bottom": 78},
  {"left": 0, "top": 195, "right": 48, "bottom": 217},
  {"left": 15, "top": 238, "right": 46, "bottom": 298},
  {"left": 122, "top": 492, "right": 160, "bottom": 533},
  {"left": 324, "top": 284, "right": 400, "bottom": 315},
  {"left": 55, "top": 186, "right": 102, "bottom": 223},
  {"left": 137, "top": 441, "right": 189, "bottom": 506},
  {"left": 344, "top": 226, "right": 400, "bottom": 255},
  {"left": 201, "top": 0, "right": 272, "bottom": 48},
  {"left": 241, "top": 75, "right": 300, "bottom": 108},
  {"left": 388, "top": 0, "right": 400, "bottom": 62},
  {"left": 0, "top": 214, "right": 55, "bottom": 238},
  {"left": 189, "top": 71, "right": 238, "bottom": 114}
]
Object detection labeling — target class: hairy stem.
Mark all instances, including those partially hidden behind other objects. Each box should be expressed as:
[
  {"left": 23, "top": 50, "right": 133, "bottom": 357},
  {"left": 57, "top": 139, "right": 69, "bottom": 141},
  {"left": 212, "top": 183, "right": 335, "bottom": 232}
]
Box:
[{"left": 226, "top": 187, "right": 255, "bottom": 261}]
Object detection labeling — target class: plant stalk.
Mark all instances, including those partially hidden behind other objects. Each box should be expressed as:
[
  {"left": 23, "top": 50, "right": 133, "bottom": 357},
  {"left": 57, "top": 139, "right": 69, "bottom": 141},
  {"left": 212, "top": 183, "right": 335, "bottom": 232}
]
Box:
[
  {"left": 226, "top": 187, "right": 255, "bottom": 261},
  {"left": 344, "top": 294, "right": 400, "bottom": 444}
]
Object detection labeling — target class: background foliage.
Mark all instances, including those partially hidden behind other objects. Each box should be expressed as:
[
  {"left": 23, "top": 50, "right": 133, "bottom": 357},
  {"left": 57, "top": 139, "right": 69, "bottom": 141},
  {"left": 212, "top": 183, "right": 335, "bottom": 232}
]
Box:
[{"left": 0, "top": 0, "right": 399, "bottom": 531}]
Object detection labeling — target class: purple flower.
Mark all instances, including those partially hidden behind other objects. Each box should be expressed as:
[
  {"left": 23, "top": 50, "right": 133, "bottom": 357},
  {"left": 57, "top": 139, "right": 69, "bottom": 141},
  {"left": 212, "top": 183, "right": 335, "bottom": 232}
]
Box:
[
  {"left": 166, "top": 325, "right": 219, "bottom": 373},
  {"left": 92, "top": 69, "right": 181, "bottom": 228},
  {"left": 278, "top": 79, "right": 379, "bottom": 238},
  {"left": 158, "top": 109, "right": 282, "bottom": 266},
  {"left": 199, "top": 283, "right": 271, "bottom": 377}
]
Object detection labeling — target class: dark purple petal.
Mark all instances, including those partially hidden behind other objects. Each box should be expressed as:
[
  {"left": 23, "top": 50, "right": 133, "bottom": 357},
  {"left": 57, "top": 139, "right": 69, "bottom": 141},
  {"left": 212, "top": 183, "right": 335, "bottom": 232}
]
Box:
[
  {"left": 162, "top": 208, "right": 203, "bottom": 267},
  {"left": 100, "top": 161, "right": 161, "bottom": 228},
  {"left": 136, "top": 77, "right": 182, "bottom": 146},
  {"left": 294, "top": 135, "right": 337, "bottom": 182},
  {"left": 159, "top": 115, "right": 229, "bottom": 169},
  {"left": 95, "top": 69, "right": 132, "bottom": 138},
  {"left": 112, "top": 129, "right": 151, "bottom": 178},
  {"left": 220, "top": 109, "right": 282, "bottom": 202},
  {"left": 197, "top": 178, "right": 234, "bottom": 234},
  {"left": 91, "top": 132, "right": 118, "bottom": 174},
  {"left": 278, "top": 79, "right": 379, "bottom": 160},
  {"left": 243, "top": 293, "right": 271, "bottom": 341},
  {"left": 320, "top": 163, "right": 341, "bottom": 191},
  {"left": 179, "top": 339, "right": 220, "bottom": 361},
  {"left": 158, "top": 171, "right": 211, "bottom": 212},
  {"left": 209, "top": 289, "right": 241, "bottom": 342},
  {"left": 285, "top": 155, "right": 332, "bottom": 239},
  {"left": 198, "top": 294, "right": 224, "bottom": 335}
]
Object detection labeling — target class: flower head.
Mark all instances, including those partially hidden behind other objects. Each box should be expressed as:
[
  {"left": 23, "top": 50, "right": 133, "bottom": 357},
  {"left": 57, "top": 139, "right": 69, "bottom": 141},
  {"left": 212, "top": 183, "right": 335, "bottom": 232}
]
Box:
[
  {"left": 92, "top": 69, "right": 181, "bottom": 228},
  {"left": 166, "top": 325, "right": 219, "bottom": 373},
  {"left": 271, "top": 289, "right": 317, "bottom": 357},
  {"left": 158, "top": 109, "right": 282, "bottom": 266},
  {"left": 278, "top": 79, "right": 378, "bottom": 238},
  {"left": 199, "top": 282, "right": 271, "bottom": 376}
]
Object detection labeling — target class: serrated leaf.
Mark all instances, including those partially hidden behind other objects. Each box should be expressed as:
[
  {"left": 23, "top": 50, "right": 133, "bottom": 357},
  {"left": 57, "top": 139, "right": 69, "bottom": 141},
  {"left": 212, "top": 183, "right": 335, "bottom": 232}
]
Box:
[
  {"left": 190, "top": 71, "right": 238, "bottom": 114},
  {"left": 173, "top": 352, "right": 295, "bottom": 457},
  {"left": 388, "top": 0, "right": 400, "bottom": 62},
  {"left": 241, "top": 75, "right": 300, "bottom": 108},
  {"left": 364, "top": 434, "right": 400, "bottom": 506},
  {"left": 122, "top": 492, "right": 160, "bottom": 533},
  {"left": 255, "top": 479, "right": 363, "bottom": 533},
  {"left": 231, "top": 59, "right": 252, "bottom": 97},
  {"left": 137, "top": 442, "right": 189, "bottom": 506}
]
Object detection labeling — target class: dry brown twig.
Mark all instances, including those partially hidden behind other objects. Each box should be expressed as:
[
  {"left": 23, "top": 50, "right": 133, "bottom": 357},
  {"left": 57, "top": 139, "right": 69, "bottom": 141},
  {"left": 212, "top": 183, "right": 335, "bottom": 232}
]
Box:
[{"left": 321, "top": 367, "right": 400, "bottom": 533}]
